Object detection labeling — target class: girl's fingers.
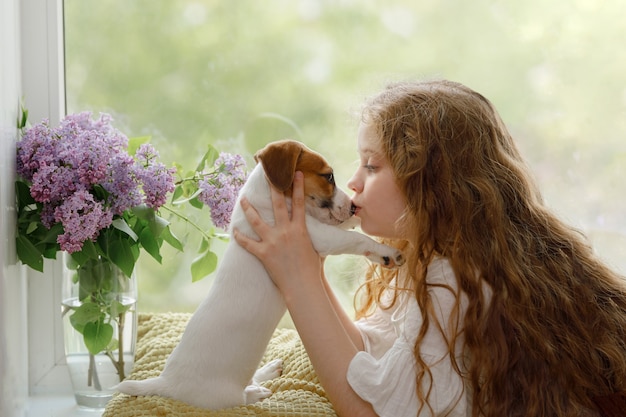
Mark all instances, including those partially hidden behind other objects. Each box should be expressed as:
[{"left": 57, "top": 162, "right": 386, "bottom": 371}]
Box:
[
  {"left": 269, "top": 183, "right": 289, "bottom": 224},
  {"left": 235, "top": 171, "right": 307, "bottom": 257},
  {"left": 291, "top": 171, "right": 306, "bottom": 223},
  {"left": 239, "top": 197, "right": 266, "bottom": 236},
  {"left": 233, "top": 227, "right": 256, "bottom": 252},
  {"left": 234, "top": 198, "right": 264, "bottom": 256}
]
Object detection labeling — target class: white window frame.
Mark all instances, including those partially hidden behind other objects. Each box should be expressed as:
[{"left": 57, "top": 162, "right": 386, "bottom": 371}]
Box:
[
  {"left": 20, "top": 0, "right": 70, "bottom": 395},
  {"left": 21, "top": 3, "right": 125, "bottom": 414}
]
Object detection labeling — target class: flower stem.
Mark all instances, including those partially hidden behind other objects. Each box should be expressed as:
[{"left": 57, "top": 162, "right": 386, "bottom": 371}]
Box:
[
  {"left": 88, "top": 353, "right": 102, "bottom": 390},
  {"left": 161, "top": 205, "right": 214, "bottom": 241},
  {"left": 118, "top": 311, "right": 126, "bottom": 380}
]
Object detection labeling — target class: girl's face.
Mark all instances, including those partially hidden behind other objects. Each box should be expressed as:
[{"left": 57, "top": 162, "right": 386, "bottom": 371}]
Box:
[{"left": 347, "top": 123, "right": 407, "bottom": 239}]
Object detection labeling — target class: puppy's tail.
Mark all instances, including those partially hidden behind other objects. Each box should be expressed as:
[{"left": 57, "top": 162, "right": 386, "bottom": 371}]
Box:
[{"left": 116, "top": 376, "right": 167, "bottom": 397}]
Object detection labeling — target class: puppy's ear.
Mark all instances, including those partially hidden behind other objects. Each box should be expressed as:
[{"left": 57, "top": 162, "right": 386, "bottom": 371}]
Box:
[{"left": 254, "top": 140, "right": 303, "bottom": 192}]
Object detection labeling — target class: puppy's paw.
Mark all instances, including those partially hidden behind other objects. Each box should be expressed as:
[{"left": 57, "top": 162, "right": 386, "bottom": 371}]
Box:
[
  {"left": 366, "top": 245, "right": 405, "bottom": 268},
  {"left": 244, "top": 385, "right": 273, "bottom": 404},
  {"left": 253, "top": 359, "right": 283, "bottom": 383}
]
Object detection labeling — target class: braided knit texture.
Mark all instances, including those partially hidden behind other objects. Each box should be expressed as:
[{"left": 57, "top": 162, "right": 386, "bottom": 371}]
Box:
[{"left": 103, "top": 313, "right": 337, "bottom": 417}]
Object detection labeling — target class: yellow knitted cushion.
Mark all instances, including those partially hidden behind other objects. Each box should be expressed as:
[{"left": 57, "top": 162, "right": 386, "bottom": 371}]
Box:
[{"left": 103, "top": 313, "right": 337, "bottom": 417}]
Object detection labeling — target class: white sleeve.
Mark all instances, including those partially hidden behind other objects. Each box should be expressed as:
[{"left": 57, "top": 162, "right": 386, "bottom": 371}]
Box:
[
  {"left": 354, "top": 299, "right": 396, "bottom": 359},
  {"left": 347, "top": 339, "right": 467, "bottom": 417},
  {"left": 347, "top": 258, "right": 470, "bottom": 417}
]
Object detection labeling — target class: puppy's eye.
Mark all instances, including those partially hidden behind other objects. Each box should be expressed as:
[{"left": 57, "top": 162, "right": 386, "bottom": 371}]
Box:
[{"left": 322, "top": 173, "right": 335, "bottom": 185}]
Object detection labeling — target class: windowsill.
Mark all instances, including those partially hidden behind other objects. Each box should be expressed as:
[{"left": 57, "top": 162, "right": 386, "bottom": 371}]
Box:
[
  {"left": 27, "top": 363, "right": 108, "bottom": 417},
  {"left": 26, "top": 395, "right": 105, "bottom": 417}
]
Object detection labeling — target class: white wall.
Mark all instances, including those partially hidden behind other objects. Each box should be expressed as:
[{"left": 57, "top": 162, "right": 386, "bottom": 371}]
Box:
[{"left": 0, "top": 0, "right": 29, "bottom": 416}]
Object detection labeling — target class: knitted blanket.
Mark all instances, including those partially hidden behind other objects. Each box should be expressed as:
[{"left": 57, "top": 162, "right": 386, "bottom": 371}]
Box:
[{"left": 103, "top": 313, "right": 337, "bottom": 417}]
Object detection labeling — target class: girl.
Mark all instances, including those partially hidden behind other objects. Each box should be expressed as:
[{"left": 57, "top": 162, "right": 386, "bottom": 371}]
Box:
[{"left": 233, "top": 79, "right": 626, "bottom": 417}]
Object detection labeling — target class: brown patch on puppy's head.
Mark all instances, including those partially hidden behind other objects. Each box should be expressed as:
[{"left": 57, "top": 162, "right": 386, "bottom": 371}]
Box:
[
  {"left": 254, "top": 140, "right": 306, "bottom": 193},
  {"left": 254, "top": 139, "right": 352, "bottom": 224}
]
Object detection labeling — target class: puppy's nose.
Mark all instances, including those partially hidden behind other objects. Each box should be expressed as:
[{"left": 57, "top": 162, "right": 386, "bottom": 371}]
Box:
[{"left": 350, "top": 202, "right": 357, "bottom": 216}]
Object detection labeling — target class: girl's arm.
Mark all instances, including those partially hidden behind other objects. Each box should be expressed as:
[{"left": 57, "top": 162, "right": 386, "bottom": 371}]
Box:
[
  {"left": 233, "top": 171, "right": 377, "bottom": 417},
  {"left": 320, "top": 265, "right": 366, "bottom": 351}
]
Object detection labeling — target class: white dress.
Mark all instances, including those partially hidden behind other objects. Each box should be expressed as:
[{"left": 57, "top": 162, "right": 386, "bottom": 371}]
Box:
[{"left": 347, "top": 257, "right": 476, "bottom": 417}]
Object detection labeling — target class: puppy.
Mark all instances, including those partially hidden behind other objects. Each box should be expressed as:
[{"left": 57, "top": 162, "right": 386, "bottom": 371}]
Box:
[{"left": 116, "top": 140, "right": 405, "bottom": 409}]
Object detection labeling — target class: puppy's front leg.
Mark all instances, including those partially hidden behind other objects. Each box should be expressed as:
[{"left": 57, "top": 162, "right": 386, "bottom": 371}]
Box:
[
  {"left": 306, "top": 216, "right": 405, "bottom": 267},
  {"left": 244, "top": 359, "right": 283, "bottom": 404}
]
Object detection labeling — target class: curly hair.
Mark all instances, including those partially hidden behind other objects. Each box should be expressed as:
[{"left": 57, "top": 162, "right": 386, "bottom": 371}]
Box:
[{"left": 354, "top": 79, "right": 626, "bottom": 416}]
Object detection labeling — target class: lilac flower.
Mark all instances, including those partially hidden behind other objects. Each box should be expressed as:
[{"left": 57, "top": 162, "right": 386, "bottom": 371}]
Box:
[
  {"left": 29, "top": 164, "right": 78, "bottom": 204},
  {"left": 54, "top": 190, "right": 113, "bottom": 253},
  {"left": 58, "top": 130, "right": 111, "bottom": 187},
  {"left": 134, "top": 144, "right": 176, "bottom": 210},
  {"left": 198, "top": 153, "right": 247, "bottom": 230},
  {"left": 16, "top": 120, "right": 56, "bottom": 181},
  {"left": 40, "top": 204, "right": 57, "bottom": 230},
  {"left": 15, "top": 112, "right": 176, "bottom": 254},
  {"left": 103, "top": 152, "right": 143, "bottom": 215}
]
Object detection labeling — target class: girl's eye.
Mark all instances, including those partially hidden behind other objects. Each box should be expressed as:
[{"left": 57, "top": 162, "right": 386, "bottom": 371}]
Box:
[{"left": 363, "top": 164, "right": 377, "bottom": 172}]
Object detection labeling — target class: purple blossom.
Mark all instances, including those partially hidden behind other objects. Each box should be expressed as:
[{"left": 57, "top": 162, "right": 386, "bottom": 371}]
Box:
[
  {"left": 15, "top": 112, "right": 176, "bottom": 253},
  {"left": 40, "top": 204, "right": 57, "bottom": 229},
  {"left": 54, "top": 190, "right": 113, "bottom": 253},
  {"left": 102, "top": 152, "right": 143, "bottom": 215},
  {"left": 57, "top": 130, "right": 111, "bottom": 186},
  {"left": 198, "top": 153, "right": 247, "bottom": 230},
  {"left": 134, "top": 144, "right": 176, "bottom": 210},
  {"left": 29, "top": 164, "right": 78, "bottom": 204},
  {"left": 16, "top": 120, "right": 56, "bottom": 181}
]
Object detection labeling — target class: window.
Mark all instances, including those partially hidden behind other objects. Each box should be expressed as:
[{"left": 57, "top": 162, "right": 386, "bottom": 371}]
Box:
[
  {"left": 24, "top": 0, "right": 626, "bottom": 403},
  {"left": 63, "top": 0, "right": 626, "bottom": 315}
]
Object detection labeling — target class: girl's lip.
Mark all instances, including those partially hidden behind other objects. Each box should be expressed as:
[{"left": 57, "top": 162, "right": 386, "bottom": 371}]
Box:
[{"left": 350, "top": 203, "right": 360, "bottom": 216}]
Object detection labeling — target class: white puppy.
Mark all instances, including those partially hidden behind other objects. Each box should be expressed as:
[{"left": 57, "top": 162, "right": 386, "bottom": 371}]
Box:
[{"left": 116, "top": 140, "right": 405, "bottom": 409}]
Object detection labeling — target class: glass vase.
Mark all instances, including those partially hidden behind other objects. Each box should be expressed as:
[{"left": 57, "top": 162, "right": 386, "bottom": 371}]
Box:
[{"left": 61, "top": 256, "right": 137, "bottom": 409}]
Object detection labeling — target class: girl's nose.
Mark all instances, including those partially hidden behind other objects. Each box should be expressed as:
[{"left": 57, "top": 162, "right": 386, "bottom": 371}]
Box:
[{"left": 347, "top": 172, "right": 361, "bottom": 193}]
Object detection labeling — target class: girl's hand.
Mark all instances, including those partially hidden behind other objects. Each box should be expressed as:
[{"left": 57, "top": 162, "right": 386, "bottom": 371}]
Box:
[{"left": 233, "top": 171, "right": 322, "bottom": 295}]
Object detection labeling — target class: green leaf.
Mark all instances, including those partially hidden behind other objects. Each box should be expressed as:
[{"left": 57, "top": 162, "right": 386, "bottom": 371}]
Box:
[
  {"left": 171, "top": 188, "right": 202, "bottom": 206},
  {"left": 188, "top": 195, "right": 204, "bottom": 209},
  {"left": 83, "top": 320, "right": 114, "bottom": 355},
  {"left": 148, "top": 214, "right": 169, "bottom": 237},
  {"left": 108, "top": 238, "right": 137, "bottom": 278},
  {"left": 91, "top": 184, "right": 110, "bottom": 202},
  {"left": 69, "top": 241, "right": 102, "bottom": 272},
  {"left": 109, "top": 300, "right": 131, "bottom": 318},
  {"left": 171, "top": 185, "right": 184, "bottom": 202},
  {"left": 41, "top": 245, "right": 60, "bottom": 260},
  {"left": 69, "top": 303, "right": 103, "bottom": 333},
  {"left": 77, "top": 260, "right": 109, "bottom": 300},
  {"left": 161, "top": 225, "right": 184, "bottom": 251},
  {"left": 38, "top": 222, "right": 64, "bottom": 245},
  {"left": 195, "top": 144, "right": 219, "bottom": 172},
  {"left": 18, "top": 106, "right": 29, "bottom": 130},
  {"left": 15, "top": 236, "right": 44, "bottom": 272},
  {"left": 25, "top": 222, "right": 38, "bottom": 234},
  {"left": 15, "top": 180, "right": 35, "bottom": 208},
  {"left": 131, "top": 204, "right": 156, "bottom": 221},
  {"left": 106, "top": 337, "right": 119, "bottom": 352},
  {"left": 111, "top": 218, "right": 139, "bottom": 241},
  {"left": 139, "top": 227, "right": 162, "bottom": 263},
  {"left": 191, "top": 249, "right": 218, "bottom": 282},
  {"left": 76, "top": 239, "right": 102, "bottom": 263},
  {"left": 198, "top": 237, "right": 210, "bottom": 253}
]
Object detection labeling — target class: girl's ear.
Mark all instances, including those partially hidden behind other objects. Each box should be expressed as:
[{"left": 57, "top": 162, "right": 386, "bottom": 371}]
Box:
[{"left": 253, "top": 140, "right": 303, "bottom": 192}]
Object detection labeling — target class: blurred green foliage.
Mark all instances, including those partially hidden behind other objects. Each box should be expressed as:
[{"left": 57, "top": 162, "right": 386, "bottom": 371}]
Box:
[{"left": 64, "top": 0, "right": 626, "bottom": 314}]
